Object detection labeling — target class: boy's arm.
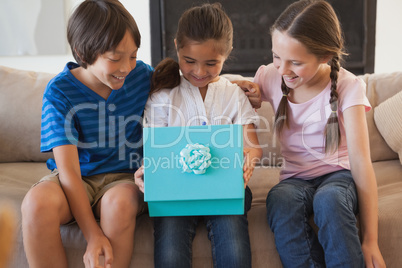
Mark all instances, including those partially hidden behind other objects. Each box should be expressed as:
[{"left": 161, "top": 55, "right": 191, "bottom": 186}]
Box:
[
  {"left": 242, "top": 124, "right": 262, "bottom": 187},
  {"left": 53, "top": 144, "right": 113, "bottom": 268}
]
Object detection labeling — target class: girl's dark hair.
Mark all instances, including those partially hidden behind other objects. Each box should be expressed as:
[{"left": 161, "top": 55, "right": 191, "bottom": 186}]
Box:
[
  {"left": 67, "top": 0, "right": 141, "bottom": 68},
  {"left": 150, "top": 3, "right": 233, "bottom": 95},
  {"left": 272, "top": 0, "right": 346, "bottom": 154}
]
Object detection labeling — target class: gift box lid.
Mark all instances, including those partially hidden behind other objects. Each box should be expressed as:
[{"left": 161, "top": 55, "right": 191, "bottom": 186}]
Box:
[{"left": 143, "top": 124, "right": 244, "bottom": 202}]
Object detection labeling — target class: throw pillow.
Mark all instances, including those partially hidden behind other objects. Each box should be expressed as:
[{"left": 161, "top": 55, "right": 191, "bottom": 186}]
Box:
[{"left": 374, "top": 90, "right": 402, "bottom": 164}]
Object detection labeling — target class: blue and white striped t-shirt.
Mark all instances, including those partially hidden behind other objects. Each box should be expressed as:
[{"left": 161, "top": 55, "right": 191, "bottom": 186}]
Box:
[{"left": 41, "top": 61, "right": 153, "bottom": 176}]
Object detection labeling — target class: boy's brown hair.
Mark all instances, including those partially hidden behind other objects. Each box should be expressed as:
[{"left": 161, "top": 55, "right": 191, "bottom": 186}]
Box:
[{"left": 67, "top": 0, "right": 141, "bottom": 68}]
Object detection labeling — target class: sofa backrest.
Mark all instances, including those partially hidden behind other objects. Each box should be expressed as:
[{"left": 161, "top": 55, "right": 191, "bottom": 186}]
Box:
[
  {"left": 359, "top": 72, "right": 402, "bottom": 162},
  {"left": 0, "top": 65, "right": 55, "bottom": 162},
  {"left": 1, "top": 66, "right": 400, "bottom": 165}
]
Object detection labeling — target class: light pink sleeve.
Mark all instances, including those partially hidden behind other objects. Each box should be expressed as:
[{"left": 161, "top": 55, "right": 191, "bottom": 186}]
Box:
[
  {"left": 337, "top": 69, "right": 371, "bottom": 113},
  {"left": 253, "top": 64, "right": 283, "bottom": 111},
  {"left": 253, "top": 65, "right": 270, "bottom": 103}
]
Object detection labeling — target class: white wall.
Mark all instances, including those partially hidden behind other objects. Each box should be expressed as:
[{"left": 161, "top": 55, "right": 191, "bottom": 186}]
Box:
[
  {"left": 375, "top": 0, "right": 402, "bottom": 73},
  {"left": 121, "top": 0, "right": 151, "bottom": 65},
  {"left": 0, "top": 0, "right": 151, "bottom": 74},
  {"left": 0, "top": 0, "right": 401, "bottom": 74}
]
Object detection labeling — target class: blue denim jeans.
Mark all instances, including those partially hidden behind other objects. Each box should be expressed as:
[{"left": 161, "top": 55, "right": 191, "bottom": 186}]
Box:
[
  {"left": 154, "top": 187, "right": 252, "bottom": 268},
  {"left": 266, "top": 170, "right": 364, "bottom": 268}
]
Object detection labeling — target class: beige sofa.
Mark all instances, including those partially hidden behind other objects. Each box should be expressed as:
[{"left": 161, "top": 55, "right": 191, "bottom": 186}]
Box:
[{"left": 0, "top": 64, "right": 401, "bottom": 267}]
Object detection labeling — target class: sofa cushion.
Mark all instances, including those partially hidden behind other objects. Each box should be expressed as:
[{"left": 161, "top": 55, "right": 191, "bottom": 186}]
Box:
[
  {"left": 374, "top": 91, "right": 402, "bottom": 164},
  {"left": 0, "top": 66, "right": 55, "bottom": 162},
  {"left": 359, "top": 72, "right": 402, "bottom": 162}
]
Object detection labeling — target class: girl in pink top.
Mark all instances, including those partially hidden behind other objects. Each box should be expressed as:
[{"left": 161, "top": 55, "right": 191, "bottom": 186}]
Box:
[{"left": 239, "top": 0, "right": 386, "bottom": 267}]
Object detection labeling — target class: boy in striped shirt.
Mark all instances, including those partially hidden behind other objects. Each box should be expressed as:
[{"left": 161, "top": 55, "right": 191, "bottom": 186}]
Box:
[{"left": 21, "top": 1, "right": 152, "bottom": 267}]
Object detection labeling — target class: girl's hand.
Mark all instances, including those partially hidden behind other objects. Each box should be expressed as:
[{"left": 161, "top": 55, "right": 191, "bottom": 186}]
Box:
[
  {"left": 83, "top": 233, "right": 113, "bottom": 268},
  {"left": 242, "top": 148, "right": 259, "bottom": 188},
  {"left": 134, "top": 165, "right": 145, "bottom": 193},
  {"left": 232, "top": 80, "right": 262, "bottom": 109},
  {"left": 362, "top": 241, "right": 386, "bottom": 268},
  {"left": 242, "top": 124, "right": 262, "bottom": 188}
]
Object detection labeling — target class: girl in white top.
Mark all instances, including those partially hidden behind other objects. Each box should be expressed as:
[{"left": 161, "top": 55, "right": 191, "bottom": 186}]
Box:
[
  {"left": 144, "top": 70, "right": 258, "bottom": 127},
  {"left": 235, "top": 0, "right": 385, "bottom": 267},
  {"left": 135, "top": 3, "right": 262, "bottom": 268}
]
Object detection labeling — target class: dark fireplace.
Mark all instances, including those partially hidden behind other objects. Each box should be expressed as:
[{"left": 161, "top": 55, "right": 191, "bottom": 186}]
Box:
[{"left": 150, "top": 0, "right": 376, "bottom": 76}]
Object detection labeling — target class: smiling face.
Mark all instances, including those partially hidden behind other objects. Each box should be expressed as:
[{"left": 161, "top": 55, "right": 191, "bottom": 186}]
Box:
[
  {"left": 271, "top": 30, "right": 329, "bottom": 91},
  {"left": 85, "top": 30, "right": 138, "bottom": 92},
  {"left": 176, "top": 39, "right": 227, "bottom": 91}
]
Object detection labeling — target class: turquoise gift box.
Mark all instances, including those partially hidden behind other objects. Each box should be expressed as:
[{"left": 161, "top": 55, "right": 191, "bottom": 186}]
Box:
[{"left": 143, "top": 124, "right": 244, "bottom": 217}]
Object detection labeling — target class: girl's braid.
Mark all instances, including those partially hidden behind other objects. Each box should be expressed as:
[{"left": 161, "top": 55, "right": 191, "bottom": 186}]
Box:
[
  {"left": 325, "top": 56, "right": 341, "bottom": 153},
  {"left": 274, "top": 78, "right": 291, "bottom": 133}
]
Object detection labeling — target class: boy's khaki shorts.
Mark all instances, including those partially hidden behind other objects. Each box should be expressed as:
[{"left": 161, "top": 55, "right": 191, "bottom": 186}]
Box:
[{"left": 33, "top": 170, "right": 147, "bottom": 217}]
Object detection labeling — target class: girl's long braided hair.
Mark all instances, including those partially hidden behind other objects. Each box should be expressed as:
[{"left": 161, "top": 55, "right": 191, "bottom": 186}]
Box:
[{"left": 273, "top": 0, "right": 346, "bottom": 154}]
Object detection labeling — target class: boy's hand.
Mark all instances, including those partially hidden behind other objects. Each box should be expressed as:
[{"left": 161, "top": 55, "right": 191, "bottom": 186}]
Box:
[
  {"left": 232, "top": 80, "right": 262, "bottom": 109},
  {"left": 84, "top": 233, "right": 113, "bottom": 268},
  {"left": 134, "top": 165, "right": 145, "bottom": 193}
]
